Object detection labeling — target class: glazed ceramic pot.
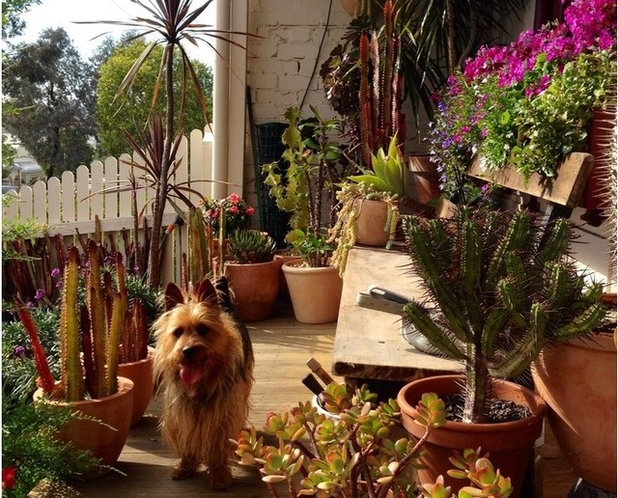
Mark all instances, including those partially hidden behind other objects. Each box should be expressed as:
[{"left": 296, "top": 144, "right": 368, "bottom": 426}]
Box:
[
  {"left": 532, "top": 331, "right": 617, "bottom": 492},
  {"left": 225, "top": 259, "right": 281, "bottom": 322},
  {"left": 118, "top": 354, "right": 154, "bottom": 426},
  {"left": 282, "top": 261, "right": 343, "bottom": 324},
  {"left": 34, "top": 376, "right": 134, "bottom": 472},
  {"left": 353, "top": 198, "right": 391, "bottom": 247},
  {"left": 397, "top": 374, "right": 546, "bottom": 497}
]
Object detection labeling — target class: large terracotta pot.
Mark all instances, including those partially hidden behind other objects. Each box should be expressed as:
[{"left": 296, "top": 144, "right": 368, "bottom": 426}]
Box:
[
  {"left": 532, "top": 331, "right": 617, "bottom": 491},
  {"left": 34, "top": 377, "right": 134, "bottom": 471},
  {"left": 397, "top": 375, "right": 546, "bottom": 497},
  {"left": 408, "top": 155, "right": 441, "bottom": 205},
  {"left": 225, "top": 259, "right": 281, "bottom": 322},
  {"left": 353, "top": 198, "right": 391, "bottom": 246},
  {"left": 282, "top": 261, "right": 343, "bottom": 324},
  {"left": 118, "top": 354, "right": 154, "bottom": 426}
]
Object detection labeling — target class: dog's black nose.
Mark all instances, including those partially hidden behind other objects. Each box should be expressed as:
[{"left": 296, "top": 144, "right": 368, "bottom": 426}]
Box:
[{"left": 182, "top": 345, "right": 197, "bottom": 360}]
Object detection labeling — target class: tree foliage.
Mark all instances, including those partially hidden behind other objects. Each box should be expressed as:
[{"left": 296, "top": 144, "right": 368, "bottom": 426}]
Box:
[
  {"left": 1, "top": 0, "right": 40, "bottom": 38},
  {"left": 2, "top": 28, "right": 97, "bottom": 178},
  {"left": 96, "top": 38, "right": 213, "bottom": 158}
]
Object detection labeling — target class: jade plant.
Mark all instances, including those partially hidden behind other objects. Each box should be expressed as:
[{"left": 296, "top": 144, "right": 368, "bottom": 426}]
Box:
[
  {"left": 228, "top": 229, "right": 277, "bottom": 264},
  {"left": 19, "top": 240, "right": 147, "bottom": 401},
  {"left": 233, "top": 383, "right": 514, "bottom": 497},
  {"left": 262, "top": 106, "right": 347, "bottom": 267},
  {"left": 402, "top": 206, "right": 607, "bottom": 423}
]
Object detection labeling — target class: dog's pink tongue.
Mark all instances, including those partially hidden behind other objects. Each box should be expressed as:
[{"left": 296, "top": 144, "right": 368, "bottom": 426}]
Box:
[{"left": 180, "top": 365, "right": 202, "bottom": 385}]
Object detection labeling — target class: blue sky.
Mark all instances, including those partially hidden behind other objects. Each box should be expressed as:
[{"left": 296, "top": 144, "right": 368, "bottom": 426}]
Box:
[{"left": 16, "top": 0, "right": 216, "bottom": 65}]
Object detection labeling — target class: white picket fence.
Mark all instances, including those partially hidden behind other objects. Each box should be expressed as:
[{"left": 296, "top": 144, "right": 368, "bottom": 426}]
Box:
[{"left": 2, "top": 129, "right": 214, "bottom": 286}]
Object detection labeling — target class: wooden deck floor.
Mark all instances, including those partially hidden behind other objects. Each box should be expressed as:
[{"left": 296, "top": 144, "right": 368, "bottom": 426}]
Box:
[{"left": 73, "top": 304, "right": 578, "bottom": 497}]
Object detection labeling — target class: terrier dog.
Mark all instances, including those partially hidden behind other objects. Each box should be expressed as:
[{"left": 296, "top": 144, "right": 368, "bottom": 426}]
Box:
[{"left": 153, "top": 277, "right": 254, "bottom": 489}]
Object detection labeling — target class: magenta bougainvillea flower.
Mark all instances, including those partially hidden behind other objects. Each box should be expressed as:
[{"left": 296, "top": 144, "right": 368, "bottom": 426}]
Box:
[{"left": 428, "top": 0, "right": 617, "bottom": 203}]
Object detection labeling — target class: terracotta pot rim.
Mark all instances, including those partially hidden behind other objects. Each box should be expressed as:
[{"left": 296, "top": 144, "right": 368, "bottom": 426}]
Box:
[
  {"left": 397, "top": 374, "right": 546, "bottom": 432},
  {"left": 118, "top": 355, "right": 153, "bottom": 368},
  {"left": 225, "top": 259, "right": 279, "bottom": 268},
  {"left": 282, "top": 261, "right": 337, "bottom": 273},
  {"left": 34, "top": 376, "right": 134, "bottom": 407}
]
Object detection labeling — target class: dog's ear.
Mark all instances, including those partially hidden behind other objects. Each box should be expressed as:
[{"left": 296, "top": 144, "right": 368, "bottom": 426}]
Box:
[
  {"left": 164, "top": 282, "right": 185, "bottom": 311},
  {"left": 194, "top": 278, "right": 217, "bottom": 304}
]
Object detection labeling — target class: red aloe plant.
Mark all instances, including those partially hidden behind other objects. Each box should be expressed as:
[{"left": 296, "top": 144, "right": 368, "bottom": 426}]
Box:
[{"left": 15, "top": 302, "right": 55, "bottom": 395}]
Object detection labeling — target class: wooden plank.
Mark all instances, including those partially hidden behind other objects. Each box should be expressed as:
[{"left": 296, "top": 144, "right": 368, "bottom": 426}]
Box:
[
  {"left": 118, "top": 153, "right": 132, "bottom": 218},
  {"left": 47, "top": 176, "right": 61, "bottom": 225},
  {"left": 61, "top": 171, "right": 75, "bottom": 222},
  {"left": 32, "top": 181, "right": 47, "bottom": 223},
  {"left": 189, "top": 128, "right": 206, "bottom": 205},
  {"left": 76, "top": 165, "right": 90, "bottom": 222},
  {"left": 104, "top": 156, "right": 119, "bottom": 219},
  {"left": 19, "top": 185, "right": 33, "bottom": 219},
  {"left": 468, "top": 152, "right": 593, "bottom": 208},
  {"left": 91, "top": 161, "right": 104, "bottom": 219},
  {"left": 332, "top": 247, "right": 461, "bottom": 382}
]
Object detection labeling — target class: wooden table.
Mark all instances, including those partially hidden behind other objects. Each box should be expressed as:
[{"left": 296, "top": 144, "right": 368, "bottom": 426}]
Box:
[{"left": 332, "top": 246, "right": 461, "bottom": 391}]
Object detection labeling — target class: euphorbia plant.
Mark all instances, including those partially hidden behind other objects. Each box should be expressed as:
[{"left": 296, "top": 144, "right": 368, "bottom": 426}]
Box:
[
  {"left": 20, "top": 240, "right": 149, "bottom": 401},
  {"left": 402, "top": 206, "right": 606, "bottom": 423}
]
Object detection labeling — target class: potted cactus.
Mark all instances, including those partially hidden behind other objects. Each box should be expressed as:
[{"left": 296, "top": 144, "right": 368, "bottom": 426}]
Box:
[
  {"left": 232, "top": 382, "right": 515, "bottom": 497},
  {"left": 224, "top": 229, "right": 280, "bottom": 322},
  {"left": 395, "top": 206, "right": 606, "bottom": 495},
  {"left": 23, "top": 241, "right": 136, "bottom": 470}
]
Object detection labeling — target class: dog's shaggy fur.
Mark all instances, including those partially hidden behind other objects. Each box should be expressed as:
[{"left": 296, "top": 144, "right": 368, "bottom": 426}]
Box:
[{"left": 152, "top": 277, "right": 254, "bottom": 489}]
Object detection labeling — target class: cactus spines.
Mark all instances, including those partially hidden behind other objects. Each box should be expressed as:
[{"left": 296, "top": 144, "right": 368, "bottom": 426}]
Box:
[{"left": 402, "top": 207, "right": 606, "bottom": 423}]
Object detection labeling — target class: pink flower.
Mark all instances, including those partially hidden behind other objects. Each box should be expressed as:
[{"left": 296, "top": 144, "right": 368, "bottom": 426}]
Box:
[
  {"left": 228, "top": 193, "right": 241, "bottom": 204},
  {"left": 246, "top": 206, "right": 255, "bottom": 216},
  {"left": 228, "top": 205, "right": 238, "bottom": 215}
]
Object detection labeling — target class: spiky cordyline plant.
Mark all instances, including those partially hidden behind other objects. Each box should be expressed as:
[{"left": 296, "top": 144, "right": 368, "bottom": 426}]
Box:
[
  {"left": 402, "top": 207, "right": 607, "bottom": 423},
  {"left": 79, "top": 0, "right": 244, "bottom": 287}
]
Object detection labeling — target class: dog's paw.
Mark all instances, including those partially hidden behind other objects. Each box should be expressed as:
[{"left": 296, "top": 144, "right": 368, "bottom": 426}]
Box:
[
  {"left": 210, "top": 465, "right": 233, "bottom": 489},
  {"left": 171, "top": 463, "right": 197, "bottom": 480}
]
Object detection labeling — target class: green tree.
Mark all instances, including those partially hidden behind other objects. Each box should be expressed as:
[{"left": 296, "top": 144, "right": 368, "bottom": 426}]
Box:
[
  {"left": 96, "top": 38, "right": 213, "bottom": 158},
  {"left": 2, "top": 28, "right": 96, "bottom": 179},
  {"left": 1, "top": 0, "right": 40, "bottom": 38},
  {"left": 2, "top": 134, "right": 17, "bottom": 180}
]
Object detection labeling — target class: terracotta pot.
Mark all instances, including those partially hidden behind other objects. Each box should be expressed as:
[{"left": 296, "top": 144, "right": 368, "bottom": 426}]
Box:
[
  {"left": 353, "top": 198, "right": 391, "bottom": 246},
  {"left": 34, "top": 377, "right": 134, "bottom": 472},
  {"left": 339, "top": 0, "right": 356, "bottom": 16},
  {"left": 532, "top": 331, "right": 617, "bottom": 491},
  {"left": 274, "top": 252, "right": 301, "bottom": 302},
  {"left": 408, "top": 155, "right": 441, "bottom": 205},
  {"left": 118, "top": 353, "right": 154, "bottom": 426},
  {"left": 282, "top": 261, "right": 343, "bottom": 324},
  {"left": 397, "top": 375, "right": 546, "bottom": 497},
  {"left": 225, "top": 259, "right": 281, "bottom": 322}
]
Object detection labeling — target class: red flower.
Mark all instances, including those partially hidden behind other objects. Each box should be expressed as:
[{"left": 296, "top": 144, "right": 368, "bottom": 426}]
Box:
[
  {"left": 228, "top": 205, "right": 239, "bottom": 215},
  {"left": 3, "top": 467, "right": 17, "bottom": 490},
  {"left": 246, "top": 206, "right": 255, "bottom": 216}
]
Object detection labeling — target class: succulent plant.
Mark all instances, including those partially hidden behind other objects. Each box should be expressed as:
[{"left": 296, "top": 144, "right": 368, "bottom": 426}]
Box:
[
  {"left": 228, "top": 229, "right": 277, "bottom": 264},
  {"left": 233, "top": 383, "right": 513, "bottom": 497},
  {"left": 402, "top": 206, "right": 607, "bottom": 423},
  {"left": 20, "top": 240, "right": 148, "bottom": 401}
]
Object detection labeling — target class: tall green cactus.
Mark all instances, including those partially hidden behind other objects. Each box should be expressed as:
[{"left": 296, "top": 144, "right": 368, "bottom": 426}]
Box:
[
  {"left": 402, "top": 207, "right": 606, "bottom": 423},
  {"left": 60, "top": 246, "right": 84, "bottom": 402}
]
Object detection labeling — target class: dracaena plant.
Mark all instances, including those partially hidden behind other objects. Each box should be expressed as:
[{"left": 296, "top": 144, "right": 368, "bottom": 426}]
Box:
[
  {"left": 402, "top": 206, "right": 607, "bottom": 424},
  {"left": 80, "top": 0, "right": 241, "bottom": 287},
  {"left": 232, "top": 383, "right": 514, "bottom": 497}
]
